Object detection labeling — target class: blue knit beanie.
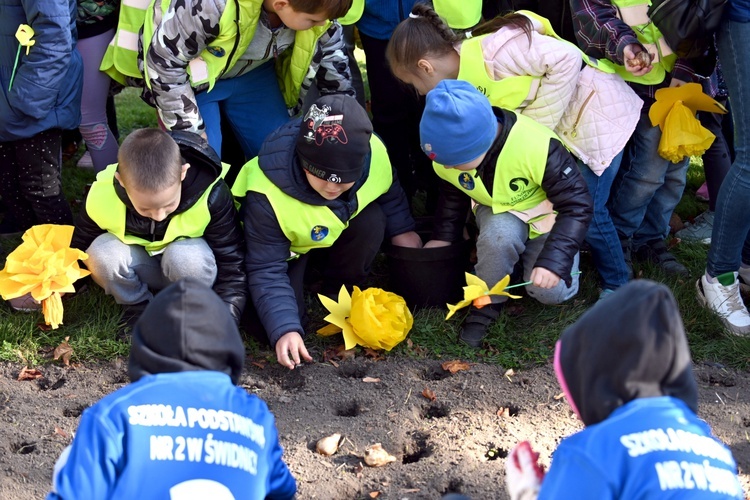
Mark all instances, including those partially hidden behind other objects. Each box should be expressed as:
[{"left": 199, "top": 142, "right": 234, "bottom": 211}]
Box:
[{"left": 420, "top": 80, "right": 498, "bottom": 167}]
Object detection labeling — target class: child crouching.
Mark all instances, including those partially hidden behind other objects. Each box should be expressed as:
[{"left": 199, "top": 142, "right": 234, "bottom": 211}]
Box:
[
  {"left": 72, "top": 129, "right": 246, "bottom": 328},
  {"left": 419, "top": 80, "right": 592, "bottom": 347}
]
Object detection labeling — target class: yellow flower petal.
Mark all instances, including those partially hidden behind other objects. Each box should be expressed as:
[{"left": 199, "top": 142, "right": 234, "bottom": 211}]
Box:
[
  {"left": 15, "top": 24, "right": 35, "bottom": 55},
  {"left": 316, "top": 323, "right": 343, "bottom": 336},
  {"left": 42, "top": 291, "right": 64, "bottom": 329}
]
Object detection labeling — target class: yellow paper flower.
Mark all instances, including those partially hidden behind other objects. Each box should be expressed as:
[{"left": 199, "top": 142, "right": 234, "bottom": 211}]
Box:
[
  {"left": 648, "top": 83, "right": 727, "bottom": 163},
  {"left": 0, "top": 224, "right": 90, "bottom": 329},
  {"left": 445, "top": 273, "right": 521, "bottom": 320},
  {"left": 317, "top": 286, "right": 413, "bottom": 351},
  {"left": 657, "top": 101, "right": 716, "bottom": 163},
  {"left": 15, "top": 24, "right": 35, "bottom": 55}
]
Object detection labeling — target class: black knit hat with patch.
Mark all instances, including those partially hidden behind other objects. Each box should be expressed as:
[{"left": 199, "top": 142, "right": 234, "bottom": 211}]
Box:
[{"left": 296, "top": 94, "right": 372, "bottom": 184}]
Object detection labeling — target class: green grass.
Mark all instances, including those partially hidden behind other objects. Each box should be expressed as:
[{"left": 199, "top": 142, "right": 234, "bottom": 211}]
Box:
[{"left": 2, "top": 83, "right": 748, "bottom": 372}]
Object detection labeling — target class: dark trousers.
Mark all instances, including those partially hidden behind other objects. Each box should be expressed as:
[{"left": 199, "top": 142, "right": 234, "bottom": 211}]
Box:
[
  {"left": 243, "top": 202, "right": 387, "bottom": 343},
  {"left": 359, "top": 33, "right": 437, "bottom": 213},
  {"left": 698, "top": 98, "right": 733, "bottom": 212},
  {"left": 0, "top": 129, "right": 73, "bottom": 231}
]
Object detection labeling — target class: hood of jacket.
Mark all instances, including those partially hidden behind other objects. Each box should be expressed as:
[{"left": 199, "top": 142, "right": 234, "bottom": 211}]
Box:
[
  {"left": 257, "top": 118, "right": 371, "bottom": 208},
  {"left": 128, "top": 277, "right": 245, "bottom": 384},
  {"left": 555, "top": 279, "right": 697, "bottom": 426}
]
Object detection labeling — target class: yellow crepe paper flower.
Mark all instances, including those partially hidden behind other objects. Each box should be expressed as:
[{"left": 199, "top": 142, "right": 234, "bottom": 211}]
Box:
[
  {"left": 648, "top": 83, "right": 727, "bottom": 163},
  {"left": 0, "top": 224, "right": 90, "bottom": 329},
  {"left": 15, "top": 24, "right": 35, "bottom": 55},
  {"left": 445, "top": 273, "right": 521, "bottom": 320},
  {"left": 317, "top": 286, "right": 413, "bottom": 351}
]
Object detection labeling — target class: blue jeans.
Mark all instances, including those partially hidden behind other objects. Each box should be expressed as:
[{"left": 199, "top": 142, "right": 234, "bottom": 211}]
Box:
[
  {"left": 707, "top": 18, "right": 750, "bottom": 276},
  {"left": 578, "top": 152, "right": 629, "bottom": 290},
  {"left": 608, "top": 107, "right": 690, "bottom": 249},
  {"left": 195, "top": 61, "right": 289, "bottom": 159}
]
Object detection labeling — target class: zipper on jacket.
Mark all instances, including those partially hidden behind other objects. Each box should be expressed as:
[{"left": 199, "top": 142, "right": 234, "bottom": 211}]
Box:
[
  {"left": 149, "top": 220, "right": 156, "bottom": 241},
  {"left": 264, "top": 31, "right": 280, "bottom": 59},
  {"left": 220, "top": 0, "right": 242, "bottom": 77},
  {"left": 569, "top": 89, "right": 596, "bottom": 139}
]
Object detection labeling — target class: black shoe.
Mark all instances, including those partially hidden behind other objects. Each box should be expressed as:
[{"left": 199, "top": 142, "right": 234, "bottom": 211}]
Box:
[
  {"left": 459, "top": 304, "right": 502, "bottom": 348},
  {"left": 619, "top": 236, "right": 634, "bottom": 280},
  {"left": 117, "top": 300, "right": 149, "bottom": 339},
  {"left": 634, "top": 239, "right": 689, "bottom": 277}
]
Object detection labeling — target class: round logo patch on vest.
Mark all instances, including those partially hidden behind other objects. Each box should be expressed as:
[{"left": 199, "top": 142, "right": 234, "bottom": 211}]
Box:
[
  {"left": 311, "top": 225, "right": 329, "bottom": 241},
  {"left": 206, "top": 46, "right": 226, "bottom": 57},
  {"left": 458, "top": 172, "right": 475, "bottom": 190}
]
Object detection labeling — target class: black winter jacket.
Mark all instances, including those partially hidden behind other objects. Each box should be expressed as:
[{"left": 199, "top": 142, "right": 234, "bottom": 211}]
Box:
[
  {"left": 431, "top": 108, "right": 592, "bottom": 286},
  {"left": 242, "top": 119, "right": 415, "bottom": 346},
  {"left": 72, "top": 133, "right": 247, "bottom": 322}
]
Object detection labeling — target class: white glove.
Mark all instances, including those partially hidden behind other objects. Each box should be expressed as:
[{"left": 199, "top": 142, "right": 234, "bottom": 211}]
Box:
[{"left": 505, "top": 441, "right": 545, "bottom": 500}]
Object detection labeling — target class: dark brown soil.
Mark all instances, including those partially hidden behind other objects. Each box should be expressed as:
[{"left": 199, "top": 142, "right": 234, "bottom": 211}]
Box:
[{"left": 1, "top": 357, "right": 749, "bottom": 499}]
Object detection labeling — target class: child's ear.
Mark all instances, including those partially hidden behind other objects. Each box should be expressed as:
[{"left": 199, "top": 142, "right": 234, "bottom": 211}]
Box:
[
  {"left": 114, "top": 171, "right": 125, "bottom": 187},
  {"left": 270, "top": 0, "right": 289, "bottom": 12},
  {"left": 417, "top": 58, "right": 435, "bottom": 76},
  {"left": 180, "top": 163, "right": 190, "bottom": 181}
]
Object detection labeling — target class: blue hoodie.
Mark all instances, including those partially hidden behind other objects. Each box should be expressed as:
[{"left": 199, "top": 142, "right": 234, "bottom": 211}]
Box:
[{"left": 47, "top": 279, "right": 296, "bottom": 500}]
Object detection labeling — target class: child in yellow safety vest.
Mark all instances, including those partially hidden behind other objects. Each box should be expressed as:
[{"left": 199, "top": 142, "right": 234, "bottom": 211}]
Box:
[
  {"left": 107, "top": 0, "right": 356, "bottom": 164},
  {"left": 419, "top": 80, "right": 593, "bottom": 347},
  {"left": 386, "top": 3, "right": 641, "bottom": 300},
  {"left": 72, "top": 129, "right": 246, "bottom": 330},
  {"left": 232, "top": 94, "right": 421, "bottom": 370}
]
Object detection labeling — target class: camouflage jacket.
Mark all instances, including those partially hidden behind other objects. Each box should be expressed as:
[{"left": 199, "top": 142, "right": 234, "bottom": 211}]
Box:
[{"left": 142, "top": 0, "right": 353, "bottom": 134}]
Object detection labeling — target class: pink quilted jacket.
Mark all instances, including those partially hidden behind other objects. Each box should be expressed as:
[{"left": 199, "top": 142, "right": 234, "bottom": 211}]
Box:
[{"left": 455, "top": 16, "right": 643, "bottom": 174}]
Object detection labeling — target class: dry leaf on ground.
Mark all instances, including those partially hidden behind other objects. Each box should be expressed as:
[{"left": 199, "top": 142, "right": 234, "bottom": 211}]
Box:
[
  {"left": 441, "top": 360, "right": 470, "bottom": 374},
  {"left": 364, "top": 348, "right": 385, "bottom": 361},
  {"left": 17, "top": 367, "right": 43, "bottom": 381},
  {"left": 53, "top": 337, "right": 73, "bottom": 366},
  {"left": 369, "top": 492, "right": 381, "bottom": 498},
  {"left": 362, "top": 377, "right": 381, "bottom": 383},
  {"left": 422, "top": 387, "right": 437, "bottom": 402},
  {"left": 54, "top": 427, "right": 68, "bottom": 439}
]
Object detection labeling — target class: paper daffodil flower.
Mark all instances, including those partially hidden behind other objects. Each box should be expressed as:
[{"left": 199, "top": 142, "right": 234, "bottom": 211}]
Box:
[
  {"left": 648, "top": 83, "right": 727, "bottom": 163},
  {"left": 0, "top": 224, "right": 90, "bottom": 329},
  {"left": 317, "top": 286, "right": 413, "bottom": 351},
  {"left": 445, "top": 273, "right": 521, "bottom": 320},
  {"left": 15, "top": 24, "right": 35, "bottom": 55}
]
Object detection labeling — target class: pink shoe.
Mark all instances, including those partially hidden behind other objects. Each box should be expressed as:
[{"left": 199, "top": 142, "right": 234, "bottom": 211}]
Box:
[{"left": 696, "top": 182, "right": 709, "bottom": 202}]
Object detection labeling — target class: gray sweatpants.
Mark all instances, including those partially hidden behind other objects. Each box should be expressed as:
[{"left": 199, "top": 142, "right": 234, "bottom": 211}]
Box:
[
  {"left": 85, "top": 233, "right": 218, "bottom": 305},
  {"left": 474, "top": 206, "right": 579, "bottom": 305}
]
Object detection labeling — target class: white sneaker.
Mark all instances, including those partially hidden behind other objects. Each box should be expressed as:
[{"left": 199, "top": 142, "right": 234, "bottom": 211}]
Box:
[
  {"left": 697, "top": 272, "right": 750, "bottom": 336},
  {"left": 77, "top": 150, "right": 93, "bottom": 169}
]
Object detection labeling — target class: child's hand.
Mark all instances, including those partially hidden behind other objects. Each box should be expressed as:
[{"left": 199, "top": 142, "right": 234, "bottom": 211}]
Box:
[
  {"left": 391, "top": 231, "right": 422, "bottom": 248},
  {"left": 530, "top": 267, "right": 560, "bottom": 289},
  {"left": 423, "top": 239, "right": 451, "bottom": 249},
  {"left": 623, "top": 44, "right": 654, "bottom": 76},
  {"left": 505, "top": 441, "right": 545, "bottom": 500},
  {"left": 275, "top": 332, "right": 313, "bottom": 370}
]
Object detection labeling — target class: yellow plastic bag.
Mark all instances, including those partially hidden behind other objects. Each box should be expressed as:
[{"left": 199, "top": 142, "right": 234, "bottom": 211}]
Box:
[{"left": 658, "top": 101, "right": 716, "bottom": 163}]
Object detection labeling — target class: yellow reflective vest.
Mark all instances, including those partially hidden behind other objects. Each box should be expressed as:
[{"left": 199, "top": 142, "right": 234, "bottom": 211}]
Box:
[
  {"left": 457, "top": 12, "right": 619, "bottom": 111},
  {"left": 432, "top": 113, "right": 557, "bottom": 238},
  {"left": 101, "top": 0, "right": 329, "bottom": 108},
  {"left": 86, "top": 164, "right": 223, "bottom": 255},
  {"left": 340, "top": 0, "right": 480, "bottom": 29},
  {"left": 232, "top": 136, "right": 392, "bottom": 254}
]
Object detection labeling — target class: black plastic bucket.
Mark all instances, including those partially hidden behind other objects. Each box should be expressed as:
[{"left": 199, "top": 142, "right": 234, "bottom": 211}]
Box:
[{"left": 384, "top": 227, "right": 471, "bottom": 310}]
